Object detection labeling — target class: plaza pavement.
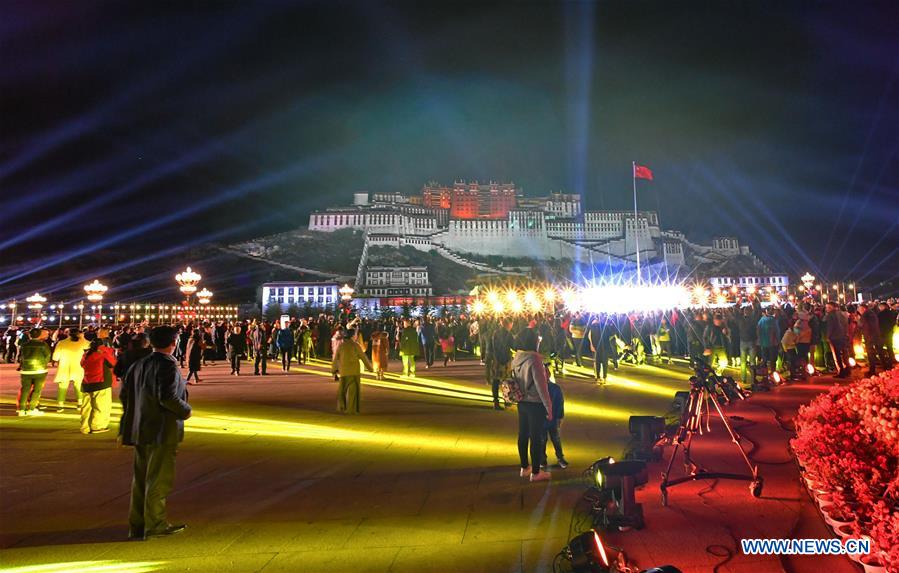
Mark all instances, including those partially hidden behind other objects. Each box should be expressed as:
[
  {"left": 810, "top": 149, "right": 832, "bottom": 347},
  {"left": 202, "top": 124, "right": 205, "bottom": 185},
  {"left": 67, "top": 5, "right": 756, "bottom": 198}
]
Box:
[{"left": 0, "top": 355, "right": 853, "bottom": 572}]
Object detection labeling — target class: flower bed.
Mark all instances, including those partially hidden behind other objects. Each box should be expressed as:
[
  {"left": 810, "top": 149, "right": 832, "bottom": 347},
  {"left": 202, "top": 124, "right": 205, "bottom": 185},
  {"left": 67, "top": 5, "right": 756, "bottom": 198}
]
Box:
[{"left": 791, "top": 367, "right": 899, "bottom": 571}]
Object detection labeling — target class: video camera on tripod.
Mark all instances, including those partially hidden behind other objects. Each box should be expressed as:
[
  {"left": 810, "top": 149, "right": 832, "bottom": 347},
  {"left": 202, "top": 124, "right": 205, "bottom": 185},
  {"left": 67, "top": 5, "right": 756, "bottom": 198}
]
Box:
[
  {"left": 659, "top": 355, "right": 762, "bottom": 506},
  {"left": 688, "top": 355, "right": 749, "bottom": 404}
]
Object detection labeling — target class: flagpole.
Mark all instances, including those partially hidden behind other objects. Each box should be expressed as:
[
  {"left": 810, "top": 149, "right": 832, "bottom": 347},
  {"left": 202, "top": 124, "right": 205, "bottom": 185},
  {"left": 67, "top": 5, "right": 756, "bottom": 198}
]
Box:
[{"left": 632, "top": 160, "right": 641, "bottom": 284}]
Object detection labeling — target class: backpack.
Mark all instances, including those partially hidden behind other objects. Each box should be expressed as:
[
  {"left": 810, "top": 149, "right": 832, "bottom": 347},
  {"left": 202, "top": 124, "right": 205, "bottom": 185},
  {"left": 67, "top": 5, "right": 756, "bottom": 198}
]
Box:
[{"left": 500, "top": 371, "right": 524, "bottom": 404}]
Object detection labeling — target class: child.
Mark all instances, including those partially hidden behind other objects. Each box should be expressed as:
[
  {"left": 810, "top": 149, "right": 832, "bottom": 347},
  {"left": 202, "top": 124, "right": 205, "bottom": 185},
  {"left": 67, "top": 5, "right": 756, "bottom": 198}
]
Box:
[{"left": 542, "top": 375, "right": 568, "bottom": 470}]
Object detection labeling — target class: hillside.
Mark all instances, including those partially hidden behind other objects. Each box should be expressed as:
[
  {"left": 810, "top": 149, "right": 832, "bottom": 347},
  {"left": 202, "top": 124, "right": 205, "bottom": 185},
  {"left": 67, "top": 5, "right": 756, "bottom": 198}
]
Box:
[{"left": 230, "top": 228, "right": 364, "bottom": 276}]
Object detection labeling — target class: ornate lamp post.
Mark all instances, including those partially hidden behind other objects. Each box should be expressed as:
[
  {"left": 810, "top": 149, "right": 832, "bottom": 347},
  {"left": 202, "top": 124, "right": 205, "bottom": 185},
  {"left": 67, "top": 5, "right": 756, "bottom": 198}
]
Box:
[
  {"left": 176, "top": 267, "right": 202, "bottom": 309},
  {"left": 26, "top": 293, "right": 46, "bottom": 324},
  {"left": 800, "top": 273, "right": 814, "bottom": 299},
  {"left": 339, "top": 283, "right": 354, "bottom": 315},
  {"left": 848, "top": 283, "right": 856, "bottom": 302},
  {"left": 84, "top": 280, "right": 107, "bottom": 325},
  {"left": 197, "top": 288, "right": 213, "bottom": 319}
]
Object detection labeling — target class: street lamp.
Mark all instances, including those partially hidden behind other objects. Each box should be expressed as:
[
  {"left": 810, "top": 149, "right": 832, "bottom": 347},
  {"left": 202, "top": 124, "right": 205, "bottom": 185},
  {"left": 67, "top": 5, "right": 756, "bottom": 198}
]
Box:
[
  {"left": 339, "top": 284, "right": 354, "bottom": 301},
  {"left": 197, "top": 288, "right": 213, "bottom": 304},
  {"left": 26, "top": 293, "right": 46, "bottom": 323},
  {"left": 175, "top": 266, "right": 202, "bottom": 300}
]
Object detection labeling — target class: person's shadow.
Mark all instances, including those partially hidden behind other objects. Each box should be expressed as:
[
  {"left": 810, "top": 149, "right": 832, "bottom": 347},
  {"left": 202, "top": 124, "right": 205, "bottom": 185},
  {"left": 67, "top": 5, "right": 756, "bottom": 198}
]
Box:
[{"left": 1, "top": 524, "right": 130, "bottom": 549}]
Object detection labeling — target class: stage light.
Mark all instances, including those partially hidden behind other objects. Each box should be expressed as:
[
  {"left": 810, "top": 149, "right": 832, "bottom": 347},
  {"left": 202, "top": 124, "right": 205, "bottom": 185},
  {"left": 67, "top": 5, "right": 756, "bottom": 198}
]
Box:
[
  {"left": 848, "top": 357, "right": 857, "bottom": 367},
  {"left": 806, "top": 363, "right": 815, "bottom": 375},
  {"left": 853, "top": 343, "right": 864, "bottom": 359},
  {"left": 524, "top": 289, "right": 541, "bottom": 311},
  {"left": 772, "top": 371, "right": 782, "bottom": 384},
  {"left": 543, "top": 287, "right": 557, "bottom": 303},
  {"left": 589, "top": 456, "right": 616, "bottom": 489},
  {"left": 567, "top": 530, "right": 610, "bottom": 572},
  {"left": 471, "top": 300, "right": 485, "bottom": 315},
  {"left": 747, "top": 286, "right": 756, "bottom": 295}
]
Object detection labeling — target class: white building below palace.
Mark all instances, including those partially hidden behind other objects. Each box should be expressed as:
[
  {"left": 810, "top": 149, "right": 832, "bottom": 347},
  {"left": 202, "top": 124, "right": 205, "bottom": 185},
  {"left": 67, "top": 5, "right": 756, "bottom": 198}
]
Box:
[{"left": 262, "top": 282, "right": 339, "bottom": 311}]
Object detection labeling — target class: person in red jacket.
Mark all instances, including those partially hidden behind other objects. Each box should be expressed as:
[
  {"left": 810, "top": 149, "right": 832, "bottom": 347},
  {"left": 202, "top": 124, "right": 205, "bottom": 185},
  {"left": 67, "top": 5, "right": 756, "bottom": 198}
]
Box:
[{"left": 80, "top": 338, "right": 117, "bottom": 434}]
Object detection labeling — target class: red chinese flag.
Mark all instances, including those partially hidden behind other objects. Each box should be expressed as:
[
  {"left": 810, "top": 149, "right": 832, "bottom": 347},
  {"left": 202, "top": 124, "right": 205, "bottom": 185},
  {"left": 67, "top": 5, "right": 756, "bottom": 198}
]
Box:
[{"left": 634, "top": 164, "right": 653, "bottom": 181}]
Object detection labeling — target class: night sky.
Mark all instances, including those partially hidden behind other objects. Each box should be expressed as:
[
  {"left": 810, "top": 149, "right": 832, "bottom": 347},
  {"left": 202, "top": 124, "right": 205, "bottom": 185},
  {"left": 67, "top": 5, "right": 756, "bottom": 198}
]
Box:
[{"left": 2, "top": 0, "right": 897, "bottom": 298}]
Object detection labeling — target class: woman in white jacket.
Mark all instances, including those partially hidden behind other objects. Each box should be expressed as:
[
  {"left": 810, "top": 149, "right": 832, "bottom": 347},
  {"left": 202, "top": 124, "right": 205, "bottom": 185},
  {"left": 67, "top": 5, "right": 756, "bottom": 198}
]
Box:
[
  {"left": 511, "top": 328, "right": 553, "bottom": 482},
  {"left": 52, "top": 328, "right": 91, "bottom": 412}
]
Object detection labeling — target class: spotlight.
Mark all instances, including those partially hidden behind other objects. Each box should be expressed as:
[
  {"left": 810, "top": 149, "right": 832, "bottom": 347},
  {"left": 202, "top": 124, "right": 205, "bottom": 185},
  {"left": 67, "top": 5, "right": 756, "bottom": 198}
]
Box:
[
  {"left": 589, "top": 457, "right": 647, "bottom": 530},
  {"left": 805, "top": 363, "right": 816, "bottom": 376},
  {"left": 848, "top": 357, "right": 857, "bottom": 368},
  {"left": 590, "top": 457, "right": 616, "bottom": 489},
  {"left": 771, "top": 371, "right": 782, "bottom": 384},
  {"left": 567, "top": 530, "right": 611, "bottom": 573}
]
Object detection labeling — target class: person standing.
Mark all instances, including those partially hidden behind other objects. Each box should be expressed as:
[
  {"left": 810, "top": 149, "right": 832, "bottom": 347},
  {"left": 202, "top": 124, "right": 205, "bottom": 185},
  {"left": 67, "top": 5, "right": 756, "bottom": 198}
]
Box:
[
  {"left": 370, "top": 327, "right": 389, "bottom": 380},
  {"left": 419, "top": 317, "right": 437, "bottom": 369},
  {"left": 331, "top": 329, "right": 373, "bottom": 414},
  {"left": 252, "top": 323, "right": 269, "bottom": 376},
  {"left": 737, "top": 303, "right": 761, "bottom": 386},
  {"left": 52, "top": 328, "right": 91, "bottom": 412},
  {"left": 398, "top": 319, "right": 421, "bottom": 377},
  {"left": 824, "top": 301, "right": 850, "bottom": 377},
  {"left": 703, "top": 314, "right": 731, "bottom": 373},
  {"left": 542, "top": 377, "right": 568, "bottom": 470},
  {"left": 588, "top": 316, "right": 612, "bottom": 383},
  {"left": 79, "top": 338, "right": 117, "bottom": 434},
  {"left": 115, "top": 334, "right": 152, "bottom": 381},
  {"left": 511, "top": 329, "right": 553, "bottom": 483},
  {"left": 184, "top": 329, "right": 203, "bottom": 384},
  {"left": 276, "top": 325, "right": 294, "bottom": 372},
  {"left": 877, "top": 301, "right": 897, "bottom": 364},
  {"left": 119, "top": 326, "right": 191, "bottom": 541},
  {"left": 226, "top": 325, "right": 246, "bottom": 376},
  {"left": 490, "top": 318, "right": 515, "bottom": 410},
  {"left": 857, "top": 303, "right": 886, "bottom": 376},
  {"left": 17, "top": 328, "right": 51, "bottom": 416},
  {"left": 569, "top": 315, "right": 586, "bottom": 367},
  {"left": 757, "top": 308, "right": 781, "bottom": 374}
]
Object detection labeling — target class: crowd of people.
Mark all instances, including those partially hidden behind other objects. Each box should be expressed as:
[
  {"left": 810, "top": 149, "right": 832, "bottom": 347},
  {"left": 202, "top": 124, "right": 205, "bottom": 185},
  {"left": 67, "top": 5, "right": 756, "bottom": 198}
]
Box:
[{"left": 4, "top": 295, "right": 898, "bottom": 487}]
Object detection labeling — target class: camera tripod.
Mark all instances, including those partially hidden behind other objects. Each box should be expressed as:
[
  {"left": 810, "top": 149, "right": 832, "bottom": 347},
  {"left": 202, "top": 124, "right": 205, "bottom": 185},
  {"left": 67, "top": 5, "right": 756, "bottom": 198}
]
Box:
[{"left": 659, "top": 358, "right": 762, "bottom": 506}]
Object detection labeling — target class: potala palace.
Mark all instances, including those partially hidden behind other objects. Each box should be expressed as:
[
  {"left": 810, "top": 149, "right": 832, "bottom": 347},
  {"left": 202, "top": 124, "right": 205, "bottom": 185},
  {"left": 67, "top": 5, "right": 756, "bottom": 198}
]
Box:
[{"left": 308, "top": 181, "right": 772, "bottom": 273}]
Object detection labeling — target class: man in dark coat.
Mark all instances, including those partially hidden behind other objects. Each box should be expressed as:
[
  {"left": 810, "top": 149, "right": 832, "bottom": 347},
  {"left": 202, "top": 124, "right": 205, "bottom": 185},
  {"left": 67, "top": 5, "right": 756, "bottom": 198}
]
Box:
[
  {"left": 119, "top": 325, "right": 191, "bottom": 541},
  {"left": 857, "top": 303, "right": 886, "bottom": 376}
]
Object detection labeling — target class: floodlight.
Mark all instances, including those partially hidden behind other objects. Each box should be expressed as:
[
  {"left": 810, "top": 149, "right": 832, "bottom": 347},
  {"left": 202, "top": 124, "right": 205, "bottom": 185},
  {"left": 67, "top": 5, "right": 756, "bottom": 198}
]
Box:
[
  {"left": 567, "top": 530, "right": 610, "bottom": 573},
  {"left": 589, "top": 456, "right": 616, "bottom": 489}
]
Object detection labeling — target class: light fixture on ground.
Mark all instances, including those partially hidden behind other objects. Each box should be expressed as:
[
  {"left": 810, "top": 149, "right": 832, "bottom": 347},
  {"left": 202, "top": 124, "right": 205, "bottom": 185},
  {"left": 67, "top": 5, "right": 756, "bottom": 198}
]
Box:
[{"left": 566, "top": 529, "right": 611, "bottom": 572}]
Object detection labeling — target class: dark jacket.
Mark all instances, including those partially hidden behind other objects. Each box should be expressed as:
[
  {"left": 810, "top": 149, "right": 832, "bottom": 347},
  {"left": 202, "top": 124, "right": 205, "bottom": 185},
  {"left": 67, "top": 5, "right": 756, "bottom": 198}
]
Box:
[
  {"left": 18, "top": 339, "right": 51, "bottom": 374},
  {"left": 119, "top": 352, "right": 191, "bottom": 446},
  {"left": 114, "top": 346, "right": 153, "bottom": 380},
  {"left": 858, "top": 310, "right": 881, "bottom": 345},
  {"left": 545, "top": 381, "right": 564, "bottom": 429},
  {"left": 824, "top": 310, "right": 848, "bottom": 342},
  {"left": 251, "top": 328, "right": 269, "bottom": 351},
  {"left": 491, "top": 328, "right": 515, "bottom": 364},
  {"left": 226, "top": 332, "right": 247, "bottom": 355}
]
